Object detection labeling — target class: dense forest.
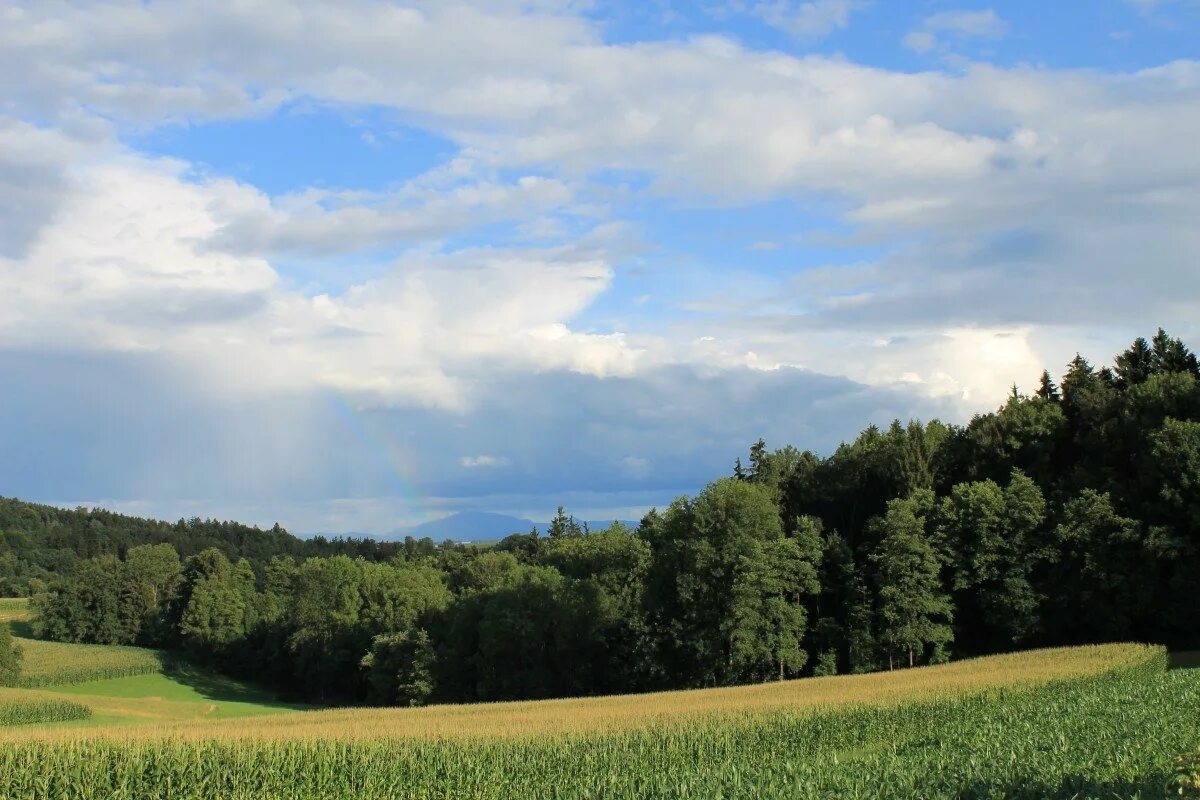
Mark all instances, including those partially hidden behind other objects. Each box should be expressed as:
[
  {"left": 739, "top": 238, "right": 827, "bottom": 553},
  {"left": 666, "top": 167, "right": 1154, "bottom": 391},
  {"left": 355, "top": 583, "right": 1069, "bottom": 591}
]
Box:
[{"left": 2, "top": 328, "right": 1198, "bottom": 705}]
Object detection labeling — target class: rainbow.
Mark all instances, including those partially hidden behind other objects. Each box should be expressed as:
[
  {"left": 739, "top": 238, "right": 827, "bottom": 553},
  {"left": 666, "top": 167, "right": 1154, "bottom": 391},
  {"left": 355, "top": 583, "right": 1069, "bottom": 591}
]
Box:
[{"left": 326, "top": 393, "right": 431, "bottom": 526}]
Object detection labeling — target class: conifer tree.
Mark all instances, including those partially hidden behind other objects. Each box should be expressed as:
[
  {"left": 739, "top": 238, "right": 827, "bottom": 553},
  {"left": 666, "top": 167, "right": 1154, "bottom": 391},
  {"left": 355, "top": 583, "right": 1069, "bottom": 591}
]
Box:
[
  {"left": 1036, "top": 369, "right": 1060, "bottom": 401},
  {"left": 1114, "top": 337, "right": 1154, "bottom": 387}
]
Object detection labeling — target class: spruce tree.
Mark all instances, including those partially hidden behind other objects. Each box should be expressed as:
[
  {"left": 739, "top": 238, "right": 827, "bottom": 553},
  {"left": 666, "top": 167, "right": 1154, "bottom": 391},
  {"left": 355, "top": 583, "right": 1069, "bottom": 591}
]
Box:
[
  {"left": 1114, "top": 337, "right": 1154, "bottom": 387},
  {"left": 1151, "top": 328, "right": 1200, "bottom": 376},
  {"left": 1036, "top": 369, "right": 1060, "bottom": 401}
]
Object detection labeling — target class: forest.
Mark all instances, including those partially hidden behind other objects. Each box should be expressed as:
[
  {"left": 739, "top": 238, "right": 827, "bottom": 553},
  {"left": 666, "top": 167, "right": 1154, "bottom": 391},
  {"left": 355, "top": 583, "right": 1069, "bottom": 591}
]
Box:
[{"left": 2, "top": 328, "right": 1197, "bottom": 706}]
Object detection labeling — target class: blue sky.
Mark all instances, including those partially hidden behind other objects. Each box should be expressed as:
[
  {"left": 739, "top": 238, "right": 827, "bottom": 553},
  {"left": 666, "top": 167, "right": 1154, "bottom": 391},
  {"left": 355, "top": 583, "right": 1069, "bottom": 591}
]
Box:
[{"left": 1, "top": 0, "right": 1198, "bottom": 534}]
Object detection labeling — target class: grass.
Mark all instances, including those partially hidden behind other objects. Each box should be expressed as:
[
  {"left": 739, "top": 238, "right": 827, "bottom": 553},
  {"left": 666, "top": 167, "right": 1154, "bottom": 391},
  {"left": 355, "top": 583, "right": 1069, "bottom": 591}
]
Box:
[
  {"left": 0, "top": 643, "right": 1193, "bottom": 799},
  {"left": 0, "top": 661, "right": 302, "bottom": 729},
  {"left": 0, "top": 599, "right": 299, "bottom": 726},
  {"left": 37, "top": 671, "right": 306, "bottom": 726}
]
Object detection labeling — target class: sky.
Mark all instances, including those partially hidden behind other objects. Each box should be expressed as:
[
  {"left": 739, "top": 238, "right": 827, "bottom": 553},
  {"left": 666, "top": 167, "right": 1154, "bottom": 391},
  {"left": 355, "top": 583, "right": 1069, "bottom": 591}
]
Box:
[{"left": 2, "top": 0, "right": 1198, "bottom": 535}]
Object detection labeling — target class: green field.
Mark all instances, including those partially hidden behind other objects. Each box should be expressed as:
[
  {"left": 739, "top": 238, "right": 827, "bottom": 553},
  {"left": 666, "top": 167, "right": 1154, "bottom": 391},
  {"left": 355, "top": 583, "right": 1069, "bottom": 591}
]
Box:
[
  {"left": 1, "top": 608, "right": 300, "bottom": 729},
  {"left": 0, "top": 638, "right": 1197, "bottom": 799},
  {"left": 29, "top": 671, "right": 305, "bottom": 727}
]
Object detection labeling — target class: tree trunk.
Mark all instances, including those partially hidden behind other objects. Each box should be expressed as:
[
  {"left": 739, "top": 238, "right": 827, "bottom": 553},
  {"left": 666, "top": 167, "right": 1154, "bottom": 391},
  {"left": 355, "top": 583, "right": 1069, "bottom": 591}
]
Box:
[{"left": 908, "top": 647, "right": 914, "bottom": 668}]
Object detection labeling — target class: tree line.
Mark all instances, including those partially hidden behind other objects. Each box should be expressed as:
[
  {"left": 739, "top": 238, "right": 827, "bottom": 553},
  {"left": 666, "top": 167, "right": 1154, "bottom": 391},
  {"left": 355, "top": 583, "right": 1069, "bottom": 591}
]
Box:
[{"left": 3, "top": 328, "right": 1198, "bottom": 704}]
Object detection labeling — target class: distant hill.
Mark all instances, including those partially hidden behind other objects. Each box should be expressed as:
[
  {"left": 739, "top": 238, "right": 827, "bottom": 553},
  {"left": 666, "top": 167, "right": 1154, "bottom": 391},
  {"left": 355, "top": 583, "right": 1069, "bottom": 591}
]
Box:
[
  {"left": 396, "top": 511, "right": 537, "bottom": 542},
  {"left": 393, "top": 511, "right": 640, "bottom": 542}
]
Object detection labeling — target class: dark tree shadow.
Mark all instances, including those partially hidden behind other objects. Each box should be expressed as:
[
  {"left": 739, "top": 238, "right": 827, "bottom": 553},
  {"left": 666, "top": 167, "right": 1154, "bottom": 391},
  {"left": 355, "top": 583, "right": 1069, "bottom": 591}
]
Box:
[
  {"left": 8, "top": 620, "right": 33, "bottom": 638},
  {"left": 159, "top": 656, "right": 312, "bottom": 711},
  {"left": 1169, "top": 650, "right": 1200, "bottom": 670}
]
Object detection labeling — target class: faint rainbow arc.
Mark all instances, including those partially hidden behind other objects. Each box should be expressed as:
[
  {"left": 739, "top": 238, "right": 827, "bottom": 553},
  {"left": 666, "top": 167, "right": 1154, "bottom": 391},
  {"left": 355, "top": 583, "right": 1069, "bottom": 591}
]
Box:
[{"left": 326, "top": 393, "right": 430, "bottom": 526}]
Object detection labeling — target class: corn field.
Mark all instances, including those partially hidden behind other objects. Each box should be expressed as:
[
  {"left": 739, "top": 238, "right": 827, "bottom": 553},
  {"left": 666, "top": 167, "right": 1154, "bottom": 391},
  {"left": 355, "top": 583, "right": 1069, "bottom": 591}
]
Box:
[
  {"left": 10, "top": 637, "right": 164, "bottom": 688},
  {"left": 0, "top": 598, "right": 31, "bottom": 624},
  {"left": 0, "top": 695, "right": 91, "bottom": 726},
  {"left": 0, "top": 644, "right": 1194, "bottom": 799}
]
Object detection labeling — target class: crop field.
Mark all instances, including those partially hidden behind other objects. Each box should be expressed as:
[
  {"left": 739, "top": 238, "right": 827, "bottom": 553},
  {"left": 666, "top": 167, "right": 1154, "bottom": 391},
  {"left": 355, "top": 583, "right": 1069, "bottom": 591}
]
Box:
[
  {"left": 0, "top": 692, "right": 91, "bottom": 726},
  {"left": 9, "top": 636, "right": 166, "bottom": 688},
  {"left": 0, "top": 642, "right": 1197, "bottom": 799},
  {"left": 1, "top": 599, "right": 164, "bottom": 688},
  {"left": 8, "top": 642, "right": 1159, "bottom": 742},
  {"left": 1, "top": 604, "right": 298, "bottom": 726}
]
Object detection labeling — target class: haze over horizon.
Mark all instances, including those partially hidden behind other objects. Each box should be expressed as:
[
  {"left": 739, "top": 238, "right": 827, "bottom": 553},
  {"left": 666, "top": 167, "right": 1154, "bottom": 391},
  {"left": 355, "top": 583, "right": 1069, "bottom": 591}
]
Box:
[{"left": 2, "top": 0, "right": 1198, "bottom": 534}]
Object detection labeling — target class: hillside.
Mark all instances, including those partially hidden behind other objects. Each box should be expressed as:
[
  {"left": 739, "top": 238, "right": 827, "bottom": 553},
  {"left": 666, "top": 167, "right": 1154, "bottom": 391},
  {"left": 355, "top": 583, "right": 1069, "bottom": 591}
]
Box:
[
  {"left": 0, "top": 606, "right": 298, "bottom": 727},
  {"left": 396, "top": 510, "right": 537, "bottom": 541},
  {"left": 1, "top": 642, "right": 1197, "bottom": 798},
  {"left": 3, "top": 643, "right": 1157, "bottom": 742}
]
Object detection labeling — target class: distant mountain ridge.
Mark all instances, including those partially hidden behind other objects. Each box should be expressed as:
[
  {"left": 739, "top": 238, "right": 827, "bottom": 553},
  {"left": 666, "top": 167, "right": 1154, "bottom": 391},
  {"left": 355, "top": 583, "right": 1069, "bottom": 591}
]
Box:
[{"left": 390, "top": 511, "right": 639, "bottom": 542}]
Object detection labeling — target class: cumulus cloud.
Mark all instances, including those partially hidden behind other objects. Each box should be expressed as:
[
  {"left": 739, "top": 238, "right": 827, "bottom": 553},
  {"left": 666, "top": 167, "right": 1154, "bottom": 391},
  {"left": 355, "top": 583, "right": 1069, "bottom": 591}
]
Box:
[
  {"left": 0, "top": 150, "right": 642, "bottom": 411},
  {"left": 3, "top": 4, "right": 1198, "bottom": 407}
]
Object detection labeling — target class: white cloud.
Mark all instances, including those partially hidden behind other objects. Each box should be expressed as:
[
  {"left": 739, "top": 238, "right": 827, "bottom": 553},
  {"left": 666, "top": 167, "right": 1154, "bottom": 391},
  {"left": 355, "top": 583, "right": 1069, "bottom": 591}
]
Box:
[
  {"left": 459, "top": 455, "right": 511, "bottom": 468},
  {"left": 903, "top": 31, "right": 937, "bottom": 54},
  {"left": 1, "top": 0, "right": 1199, "bottom": 422},
  {"left": 618, "top": 455, "right": 653, "bottom": 479},
  {"left": 0, "top": 150, "right": 644, "bottom": 411},
  {"left": 925, "top": 9, "right": 1009, "bottom": 38}
]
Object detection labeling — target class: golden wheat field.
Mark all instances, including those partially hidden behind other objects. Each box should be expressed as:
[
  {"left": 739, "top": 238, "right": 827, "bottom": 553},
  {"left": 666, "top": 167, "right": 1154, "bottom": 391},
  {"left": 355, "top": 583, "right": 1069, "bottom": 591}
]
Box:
[{"left": 0, "top": 642, "right": 1158, "bottom": 743}]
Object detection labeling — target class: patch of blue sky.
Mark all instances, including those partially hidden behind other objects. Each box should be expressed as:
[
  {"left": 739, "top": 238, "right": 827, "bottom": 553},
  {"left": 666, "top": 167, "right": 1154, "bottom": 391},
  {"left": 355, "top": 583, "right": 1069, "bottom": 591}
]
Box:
[
  {"left": 129, "top": 103, "right": 457, "bottom": 196},
  {"left": 270, "top": 251, "right": 402, "bottom": 297},
  {"left": 574, "top": 194, "right": 890, "bottom": 332},
  {"left": 596, "top": 1, "right": 1200, "bottom": 73}
]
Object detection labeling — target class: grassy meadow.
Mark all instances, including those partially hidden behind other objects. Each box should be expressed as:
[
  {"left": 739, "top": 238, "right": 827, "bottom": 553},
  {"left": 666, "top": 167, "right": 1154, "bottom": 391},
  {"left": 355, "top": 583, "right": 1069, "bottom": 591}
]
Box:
[
  {"left": 1, "top": 637, "right": 1198, "bottom": 798},
  {"left": 1, "top": 606, "right": 299, "bottom": 729}
]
